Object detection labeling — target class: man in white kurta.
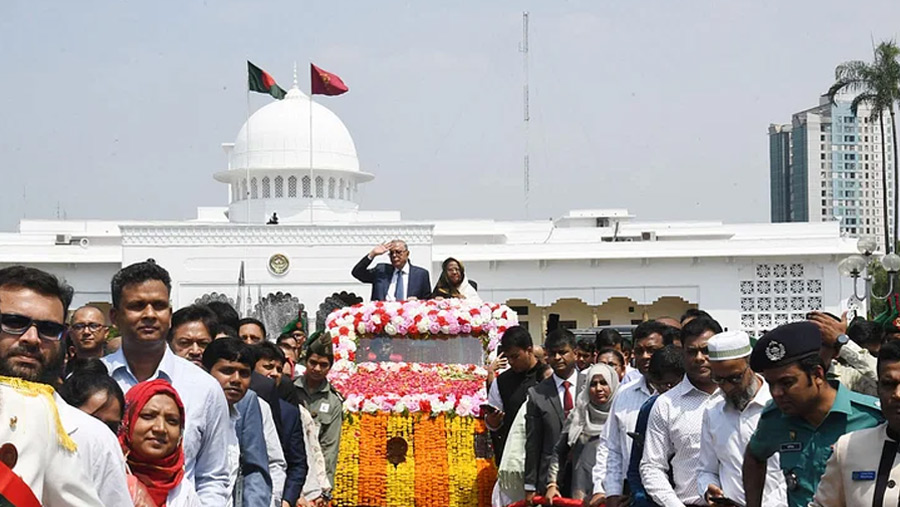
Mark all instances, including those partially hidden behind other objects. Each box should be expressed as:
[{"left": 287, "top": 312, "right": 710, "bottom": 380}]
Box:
[{"left": 697, "top": 330, "right": 787, "bottom": 506}]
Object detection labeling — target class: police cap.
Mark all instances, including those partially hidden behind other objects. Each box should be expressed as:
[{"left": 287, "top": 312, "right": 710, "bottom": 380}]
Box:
[{"left": 749, "top": 321, "right": 822, "bottom": 372}]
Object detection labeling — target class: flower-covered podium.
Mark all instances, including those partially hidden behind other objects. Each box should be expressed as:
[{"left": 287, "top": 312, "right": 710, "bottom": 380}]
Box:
[{"left": 326, "top": 299, "right": 517, "bottom": 507}]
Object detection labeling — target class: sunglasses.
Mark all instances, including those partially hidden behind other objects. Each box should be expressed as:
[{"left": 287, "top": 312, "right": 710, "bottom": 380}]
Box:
[{"left": 0, "top": 313, "right": 67, "bottom": 341}]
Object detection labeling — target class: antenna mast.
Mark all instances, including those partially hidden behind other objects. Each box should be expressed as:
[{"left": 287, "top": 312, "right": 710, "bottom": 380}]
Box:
[{"left": 521, "top": 11, "right": 530, "bottom": 218}]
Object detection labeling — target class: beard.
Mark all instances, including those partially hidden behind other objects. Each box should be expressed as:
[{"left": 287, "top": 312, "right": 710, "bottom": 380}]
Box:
[
  {"left": 726, "top": 381, "right": 759, "bottom": 411},
  {"left": 0, "top": 343, "right": 64, "bottom": 386}
]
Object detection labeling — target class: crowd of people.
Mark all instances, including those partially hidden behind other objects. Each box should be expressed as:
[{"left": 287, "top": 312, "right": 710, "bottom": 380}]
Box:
[
  {"left": 0, "top": 239, "right": 485, "bottom": 506},
  {"left": 485, "top": 306, "right": 900, "bottom": 507},
  {"left": 0, "top": 236, "right": 897, "bottom": 507}
]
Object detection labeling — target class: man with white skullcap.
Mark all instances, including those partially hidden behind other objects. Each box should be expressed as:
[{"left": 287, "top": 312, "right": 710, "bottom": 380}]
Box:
[{"left": 697, "top": 330, "right": 788, "bottom": 507}]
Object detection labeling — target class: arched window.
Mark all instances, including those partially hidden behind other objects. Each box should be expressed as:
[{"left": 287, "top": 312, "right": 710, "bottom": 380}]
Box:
[
  {"left": 262, "top": 176, "right": 271, "bottom": 198},
  {"left": 274, "top": 176, "right": 284, "bottom": 198},
  {"left": 339, "top": 178, "right": 345, "bottom": 199},
  {"left": 302, "top": 176, "right": 311, "bottom": 197},
  {"left": 315, "top": 176, "right": 324, "bottom": 197},
  {"left": 328, "top": 178, "right": 336, "bottom": 198},
  {"left": 241, "top": 180, "right": 248, "bottom": 200},
  {"left": 250, "top": 178, "right": 258, "bottom": 199},
  {"left": 288, "top": 176, "right": 297, "bottom": 197}
]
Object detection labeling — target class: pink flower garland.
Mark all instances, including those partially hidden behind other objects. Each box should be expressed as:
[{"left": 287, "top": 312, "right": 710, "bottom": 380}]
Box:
[{"left": 326, "top": 299, "right": 518, "bottom": 416}]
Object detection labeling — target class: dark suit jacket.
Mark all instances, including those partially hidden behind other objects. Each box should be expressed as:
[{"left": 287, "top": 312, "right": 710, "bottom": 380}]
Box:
[
  {"left": 278, "top": 399, "right": 308, "bottom": 506},
  {"left": 351, "top": 255, "right": 431, "bottom": 301},
  {"left": 524, "top": 372, "right": 584, "bottom": 493}
]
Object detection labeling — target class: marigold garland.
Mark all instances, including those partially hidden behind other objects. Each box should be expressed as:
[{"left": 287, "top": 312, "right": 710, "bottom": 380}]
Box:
[
  {"left": 385, "top": 414, "right": 415, "bottom": 507},
  {"left": 473, "top": 419, "right": 497, "bottom": 507},
  {"left": 414, "top": 414, "right": 450, "bottom": 507},
  {"left": 358, "top": 413, "right": 388, "bottom": 506},
  {"left": 332, "top": 416, "right": 360, "bottom": 507},
  {"left": 446, "top": 416, "right": 478, "bottom": 507}
]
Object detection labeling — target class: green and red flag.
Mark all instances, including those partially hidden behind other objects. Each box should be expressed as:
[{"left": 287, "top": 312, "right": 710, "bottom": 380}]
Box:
[
  {"left": 310, "top": 63, "right": 348, "bottom": 96},
  {"left": 248, "top": 61, "right": 286, "bottom": 100}
]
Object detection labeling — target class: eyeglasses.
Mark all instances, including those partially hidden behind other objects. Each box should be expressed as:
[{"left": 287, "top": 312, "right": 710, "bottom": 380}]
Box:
[
  {"left": 70, "top": 322, "right": 107, "bottom": 333},
  {"left": 389, "top": 250, "right": 408, "bottom": 256},
  {"left": 711, "top": 368, "right": 749, "bottom": 386},
  {"left": 0, "top": 313, "right": 67, "bottom": 341}
]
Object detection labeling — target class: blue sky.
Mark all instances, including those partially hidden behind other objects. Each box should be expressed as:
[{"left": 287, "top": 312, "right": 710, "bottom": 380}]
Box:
[{"left": 2, "top": 0, "right": 899, "bottom": 230}]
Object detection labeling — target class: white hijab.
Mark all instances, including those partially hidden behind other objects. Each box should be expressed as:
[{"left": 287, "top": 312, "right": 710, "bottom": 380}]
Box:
[{"left": 567, "top": 363, "right": 619, "bottom": 446}]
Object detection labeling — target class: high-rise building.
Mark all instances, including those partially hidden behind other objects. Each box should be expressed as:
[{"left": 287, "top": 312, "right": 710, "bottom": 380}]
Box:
[{"left": 769, "top": 94, "right": 895, "bottom": 251}]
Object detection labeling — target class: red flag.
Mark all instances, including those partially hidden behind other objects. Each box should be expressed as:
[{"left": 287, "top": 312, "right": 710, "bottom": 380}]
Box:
[{"left": 310, "top": 63, "right": 349, "bottom": 96}]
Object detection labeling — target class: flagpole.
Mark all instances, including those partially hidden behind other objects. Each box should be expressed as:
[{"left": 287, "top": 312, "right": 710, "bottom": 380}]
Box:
[
  {"left": 309, "top": 63, "right": 315, "bottom": 225},
  {"left": 246, "top": 73, "right": 252, "bottom": 224}
]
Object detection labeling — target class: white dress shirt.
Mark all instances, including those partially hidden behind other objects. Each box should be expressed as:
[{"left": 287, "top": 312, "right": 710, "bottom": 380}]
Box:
[
  {"left": 166, "top": 480, "right": 203, "bottom": 507},
  {"left": 103, "top": 346, "right": 231, "bottom": 506},
  {"left": 55, "top": 394, "right": 132, "bottom": 507},
  {"left": 385, "top": 261, "right": 410, "bottom": 302},
  {"left": 258, "top": 398, "right": 287, "bottom": 507},
  {"left": 639, "top": 376, "right": 714, "bottom": 507},
  {"left": 225, "top": 405, "right": 241, "bottom": 507},
  {"left": 621, "top": 366, "right": 641, "bottom": 386},
  {"left": 595, "top": 375, "right": 654, "bottom": 496},
  {"left": 697, "top": 378, "right": 787, "bottom": 507}
]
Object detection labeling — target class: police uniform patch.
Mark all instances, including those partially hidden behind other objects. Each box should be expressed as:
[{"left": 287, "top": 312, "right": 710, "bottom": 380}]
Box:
[
  {"left": 766, "top": 341, "right": 786, "bottom": 362},
  {"left": 780, "top": 442, "right": 802, "bottom": 452},
  {"left": 852, "top": 471, "right": 876, "bottom": 481}
]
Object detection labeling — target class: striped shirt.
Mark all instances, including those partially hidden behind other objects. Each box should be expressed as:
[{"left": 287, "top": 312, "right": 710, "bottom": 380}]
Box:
[
  {"left": 639, "top": 376, "right": 714, "bottom": 506},
  {"left": 594, "top": 375, "right": 654, "bottom": 496}
]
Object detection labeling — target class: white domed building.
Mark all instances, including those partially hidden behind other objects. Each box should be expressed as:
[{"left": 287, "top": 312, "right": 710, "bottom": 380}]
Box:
[
  {"left": 215, "top": 83, "right": 374, "bottom": 223},
  {"left": 0, "top": 67, "right": 863, "bottom": 339}
]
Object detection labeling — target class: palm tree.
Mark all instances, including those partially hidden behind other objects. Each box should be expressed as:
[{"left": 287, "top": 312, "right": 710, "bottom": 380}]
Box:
[{"left": 826, "top": 41, "right": 900, "bottom": 254}]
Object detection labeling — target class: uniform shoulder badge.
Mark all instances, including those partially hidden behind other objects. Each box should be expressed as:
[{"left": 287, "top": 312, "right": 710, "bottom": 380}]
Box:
[{"left": 765, "top": 340, "right": 786, "bottom": 362}]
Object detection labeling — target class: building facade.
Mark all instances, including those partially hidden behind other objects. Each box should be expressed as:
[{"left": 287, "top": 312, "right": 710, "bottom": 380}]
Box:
[
  {"left": 769, "top": 94, "right": 895, "bottom": 251},
  {"left": 0, "top": 80, "right": 863, "bottom": 341}
]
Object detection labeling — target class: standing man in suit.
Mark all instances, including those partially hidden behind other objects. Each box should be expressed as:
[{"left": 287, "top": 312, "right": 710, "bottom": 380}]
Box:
[
  {"left": 351, "top": 240, "right": 431, "bottom": 301},
  {"left": 524, "top": 328, "right": 581, "bottom": 503}
]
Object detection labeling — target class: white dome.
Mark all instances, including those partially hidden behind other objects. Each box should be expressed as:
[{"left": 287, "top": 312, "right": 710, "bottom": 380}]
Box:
[{"left": 228, "top": 86, "right": 360, "bottom": 173}]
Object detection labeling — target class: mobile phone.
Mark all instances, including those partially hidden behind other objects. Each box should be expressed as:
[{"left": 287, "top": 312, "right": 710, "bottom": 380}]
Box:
[
  {"left": 710, "top": 496, "right": 741, "bottom": 507},
  {"left": 479, "top": 403, "right": 499, "bottom": 415}
]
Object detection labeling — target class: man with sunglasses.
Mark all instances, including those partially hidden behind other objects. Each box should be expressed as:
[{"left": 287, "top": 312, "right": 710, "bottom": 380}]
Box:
[
  {"left": 351, "top": 239, "right": 431, "bottom": 301},
  {"left": 68, "top": 305, "right": 109, "bottom": 360},
  {"left": 697, "top": 330, "right": 787, "bottom": 507},
  {"left": 0, "top": 265, "right": 125, "bottom": 506}
]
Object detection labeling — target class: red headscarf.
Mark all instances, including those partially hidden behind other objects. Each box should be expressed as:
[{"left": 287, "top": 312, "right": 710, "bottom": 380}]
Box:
[{"left": 118, "top": 380, "right": 186, "bottom": 507}]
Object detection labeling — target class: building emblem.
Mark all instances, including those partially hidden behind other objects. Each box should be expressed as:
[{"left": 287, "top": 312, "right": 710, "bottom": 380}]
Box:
[
  {"left": 268, "top": 253, "right": 290, "bottom": 276},
  {"left": 765, "top": 340, "right": 786, "bottom": 362}
]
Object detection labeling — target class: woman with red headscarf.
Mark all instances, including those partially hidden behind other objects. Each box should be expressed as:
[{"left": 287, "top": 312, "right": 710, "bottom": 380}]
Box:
[{"left": 118, "top": 379, "right": 199, "bottom": 507}]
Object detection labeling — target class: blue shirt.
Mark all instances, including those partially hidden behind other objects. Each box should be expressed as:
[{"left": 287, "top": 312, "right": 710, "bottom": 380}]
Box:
[
  {"left": 234, "top": 391, "right": 273, "bottom": 507},
  {"left": 626, "top": 395, "right": 661, "bottom": 507},
  {"left": 103, "top": 346, "right": 232, "bottom": 506}
]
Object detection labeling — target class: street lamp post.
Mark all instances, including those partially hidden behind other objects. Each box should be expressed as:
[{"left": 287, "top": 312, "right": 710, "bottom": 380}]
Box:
[{"left": 838, "top": 237, "right": 900, "bottom": 319}]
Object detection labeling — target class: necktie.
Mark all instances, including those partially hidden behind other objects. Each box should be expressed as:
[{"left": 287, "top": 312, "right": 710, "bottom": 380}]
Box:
[
  {"left": 394, "top": 269, "right": 405, "bottom": 301},
  {"left": 562, "top": 380, "right": 573, "bottom": 417}
]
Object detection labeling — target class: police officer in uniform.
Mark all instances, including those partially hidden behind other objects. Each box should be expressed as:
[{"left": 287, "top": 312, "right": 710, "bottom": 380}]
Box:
[
  {"left": 812, "top": 339, "right": 900, "bottom": 506},
  {"left": 294, "top": 334, "right": 343, "bottom": 502},
  {"left": 742, "top": 321, "right": 883, "bottom": 507}
]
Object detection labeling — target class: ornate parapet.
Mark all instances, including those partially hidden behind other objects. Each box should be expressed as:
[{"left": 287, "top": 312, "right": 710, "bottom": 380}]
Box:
[{"left": 120, "top": 224, "right": 434, "bottom": 247}]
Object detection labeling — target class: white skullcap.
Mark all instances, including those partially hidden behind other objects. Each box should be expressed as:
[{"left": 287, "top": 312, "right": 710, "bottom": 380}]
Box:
[{"left": 707, "top": 330, "right": 752, "bottom": 361}]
